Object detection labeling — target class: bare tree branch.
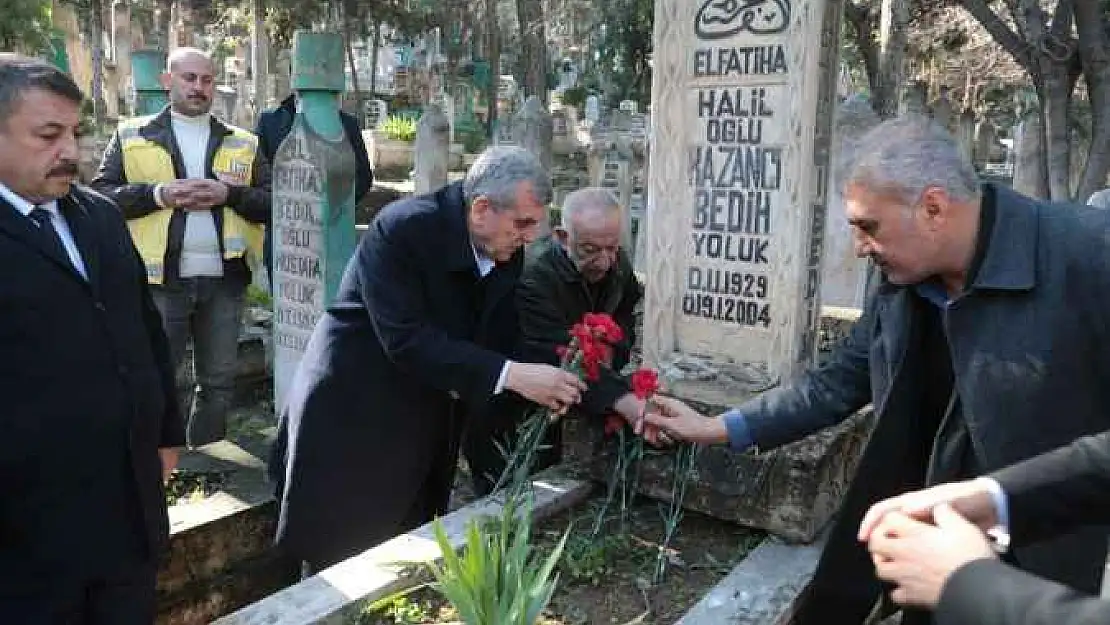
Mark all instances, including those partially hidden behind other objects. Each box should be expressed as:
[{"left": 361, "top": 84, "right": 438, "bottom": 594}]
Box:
[{"left": 958, "top": 0, "right": 1033, "bottom": 71}]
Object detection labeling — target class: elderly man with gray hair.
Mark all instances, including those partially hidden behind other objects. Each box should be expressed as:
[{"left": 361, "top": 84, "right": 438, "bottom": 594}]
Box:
[
  {"left": 270, "top": 146, "right": 587, "bottom": 572},
  {"left": 646, "top": 114, "right": 1110, "bottom": 625},
  {"left": 465, "top": 187, "right": 654, "bottom": 496}
]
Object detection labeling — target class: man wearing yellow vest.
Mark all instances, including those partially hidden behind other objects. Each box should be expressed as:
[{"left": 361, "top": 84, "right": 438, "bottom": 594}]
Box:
[{"left": 93, "top": 47, "right": 270, "bottom": 447}]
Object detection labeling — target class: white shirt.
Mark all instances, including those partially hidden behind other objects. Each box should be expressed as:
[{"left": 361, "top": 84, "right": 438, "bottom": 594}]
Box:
[
  {"left": 0, "top": 182, "right": 88, "bottom": 280},
  {"left": 170, "top": 110, "right": 224, "bottom": 278},
  {"left": 471, "top": 241, "right": 509, "bottom": 394}
]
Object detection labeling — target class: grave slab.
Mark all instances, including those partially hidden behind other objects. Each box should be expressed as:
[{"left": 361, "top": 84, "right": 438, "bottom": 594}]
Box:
[
  {"left": 211, "top": 473, "right": 592, "bottom": 625},
  {"left": 675, "top": 533, "right": 827, "bottom": 624}
]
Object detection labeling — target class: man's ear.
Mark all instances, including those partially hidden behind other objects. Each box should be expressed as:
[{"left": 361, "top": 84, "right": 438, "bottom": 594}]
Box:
[
  {"left": 470, "top": 195, "right": 493, "bottom": 224},
  {"left": 920, "top": 186, "right": 950, "bottom": 223},
  {"left": 553, "top": 225, "right": 570, "bottom": 246},
  {"left": 159, "top": 72, "right": 173, "bottom": 90}
]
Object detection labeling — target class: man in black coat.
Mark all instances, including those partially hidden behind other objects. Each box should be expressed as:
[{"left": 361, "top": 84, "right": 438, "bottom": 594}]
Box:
[
  {"left": 861, "top": 430, "right": 1110, "bottom": 625},
  {"left": 646, "top": 115, "right": 1110, "bottom": 624},
  {"left": 270, "top": 146, "right": 588, "bottom": 572},
  {"left": 254, "top": 93, "right": 372, "bottom": 286},
  {"left": 465, "top": 187, "right": 651, "bottom": 495},
  {"left": 0, "top": 54, "right": 183, "bottom": 624}
]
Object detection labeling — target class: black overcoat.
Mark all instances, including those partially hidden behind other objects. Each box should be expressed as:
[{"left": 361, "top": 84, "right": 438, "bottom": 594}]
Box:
[
  {"left": 270, "top": 182, "right": 523, "bottom": 568},
  {"left": 0, "top": 185, "right": 183, "bottom": 591}
]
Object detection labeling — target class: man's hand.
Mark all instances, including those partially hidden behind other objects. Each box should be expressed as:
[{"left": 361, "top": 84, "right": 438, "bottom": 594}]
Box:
[
  {"left": 159, "top": 447, "right": 180, "bottom": 483},
  {"left": 612, "top": 393, "right": 668, "bottom": 446},
  {"left": 505, "top": 362, "right": 587, "bottom": 413},
  {"left": 868, "top": 505, "right": 998, "bottom": 609},
  {"left": 159, "top": 179, "right": 195, "bottom": 209},
  {"left": 858, "top": 478, "right": 1000, "bottom": 543},
  {"left": 642, "top": 396, "right": 730, "bottom": 445},
  {"left": 181, "top": 179, "right": 230, "bottom": 210}
]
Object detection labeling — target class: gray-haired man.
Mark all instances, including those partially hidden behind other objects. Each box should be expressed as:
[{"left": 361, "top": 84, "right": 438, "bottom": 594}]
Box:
[
  {"left": 270, "top": 146, "right": 586, "bottom": 571},
  {"left": 465, "top": 187, "right": 656, "bottom": 495},
  {"left": 647, "top": 114, "right": 1110, "bottom": 625}
]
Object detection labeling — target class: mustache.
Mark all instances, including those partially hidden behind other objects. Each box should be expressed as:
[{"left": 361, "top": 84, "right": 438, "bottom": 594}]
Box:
[{"left": 49, "top": 163, "right": 79, "bottom": 177}]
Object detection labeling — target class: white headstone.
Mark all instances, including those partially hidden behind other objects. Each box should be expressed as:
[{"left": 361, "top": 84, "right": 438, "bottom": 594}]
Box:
[
  {"left": 585, "top": 96, "right": 601, "bottom": 125},
  {"left": 413, "top": 104, "right": 450, "bottom": 194},
  {"left": 643, "top": 0, "right": 843, "bottom": 395},
  {"left": 821, "top": 95, "right": 879, "bottom": 309},
  {"left": 619, "top": 100, "right": 638, "bottom": 115},
  {"left": 513, "top": 96, "right": 553, "bottom": 172},
  {"left": 364, "top": 99, "right": 388, "bottom": 130}
]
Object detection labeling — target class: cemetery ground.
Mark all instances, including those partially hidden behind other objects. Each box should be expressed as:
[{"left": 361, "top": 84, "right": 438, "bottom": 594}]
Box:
[
  {"left": 362, "top": 488, "right": 763, "bottom": 625},
  {"left": 174, "top": 369, "right": 767, "bottom": 625}
]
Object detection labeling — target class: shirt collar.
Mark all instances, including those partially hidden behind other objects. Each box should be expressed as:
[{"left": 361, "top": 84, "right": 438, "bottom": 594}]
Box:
[
  {"left": 0, "top": 181, "right": 57, "bottom": 217},
  {"left": 471, "top": 241, "right": 495, "bottom": 277}
]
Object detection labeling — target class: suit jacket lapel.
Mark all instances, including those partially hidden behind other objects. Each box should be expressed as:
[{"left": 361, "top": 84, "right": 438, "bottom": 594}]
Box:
[
  {"left": 0, "top": 196, "right": 84, "bottom": 282},
  {"left": 58, "top": 194, "right": 100, "bottom": 294},
  {"left": 478, "top": 256, "right": 520, "bottom": 330}
]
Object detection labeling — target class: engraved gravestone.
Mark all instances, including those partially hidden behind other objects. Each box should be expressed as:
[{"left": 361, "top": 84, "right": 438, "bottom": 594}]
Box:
[
  {"left": 621, "top": 0, "right": 865, "bottom": 541},
  {"left": 365, "top": 98, "right": 388, "bottom": 130},
  {"left": 272, "top": 31, "right": 357, "bottom": 410},
  {"left": 644, "top": 0, "right": 842, "bottom": 394}
]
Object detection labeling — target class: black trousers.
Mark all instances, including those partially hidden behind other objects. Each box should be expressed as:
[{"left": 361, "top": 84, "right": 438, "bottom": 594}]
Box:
[{"left": 0, "top": 563, "right": 157, "bottom": 625}]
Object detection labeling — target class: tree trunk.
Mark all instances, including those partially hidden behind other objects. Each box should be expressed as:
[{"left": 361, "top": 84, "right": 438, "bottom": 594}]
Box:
[
  {"left": 251, "top": 0, "right": 268, "bottom": 112},
  {"left": 154, "top": 0, "right": 172, "bottom": 49},
  {"left": 844, "top": 2, "right": 878, "bottom": 102},
  {"left": 1039, "top": 68, "right": 1073, "bottom": 201},
  {"left": 874, "top": 0, "right": 908, "bottom": 119},
  {"left": 515, "top": 0, "right": 547, "bottom": 106},
  {"left": 342, "top": 2, "right": 363, "bottom": 123},
  {"left": 369, "top": 20, "right": 380, "bottom": 95},
  {"left": 485, "top": 0, "right": 499, "bottom": 139},
  {"left": 1072, "top": 0, "right": 1110, "bottom": 200},
  {"left": 89, "top": 0, "right": 106, "bottom": 128}
]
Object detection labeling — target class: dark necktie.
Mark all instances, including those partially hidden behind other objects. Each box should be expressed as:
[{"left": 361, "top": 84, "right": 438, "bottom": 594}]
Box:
[{"left": 28, "top": 206, "right": 71, "bottom": 266}]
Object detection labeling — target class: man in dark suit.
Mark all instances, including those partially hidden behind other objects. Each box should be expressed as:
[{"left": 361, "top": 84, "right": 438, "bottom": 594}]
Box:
[
  {"left": 645, "top": 114, "right": 1110, "bottom": 624},
  {"left": 0, "top": 54, "right": 183, "bottom": 624},
  {"left": 254, "top": 92, "right": 372, "bottom": 286},
  {"left": 860, "top": 430, "right": 1110, "bottom": 625},
  {"left": 465, "top": 187, "right": 654, "bottom": 495},
  {"left": 270, "top": 146, "right": 588, "bottom": 572}
]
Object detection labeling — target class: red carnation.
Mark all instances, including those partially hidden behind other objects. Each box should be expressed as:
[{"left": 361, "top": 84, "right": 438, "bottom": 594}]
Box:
[
  {"left": 570, "top": 322, "right": 592, "bottom": 347},
  {"left": 630, "top": 368, "right": 660, "bottom": 399},
  {"left": 582, "top": 312, "right": 624, "bottom": 344}
]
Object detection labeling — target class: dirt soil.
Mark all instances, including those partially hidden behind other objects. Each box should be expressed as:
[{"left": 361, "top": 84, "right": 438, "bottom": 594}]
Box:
[{"left": 361, "top": 485, "right": 764, "bottom": 625}]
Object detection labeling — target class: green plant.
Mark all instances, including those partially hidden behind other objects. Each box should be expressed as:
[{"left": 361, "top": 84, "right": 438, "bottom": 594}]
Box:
[
  {"left": 362, "top": 592, "right": 435, "bottom": 624},
  {"left": 427, "top": 494, "right": 568, "bottom": 625},
  {"left": 560, "top": 86, "right": 587, "bottom": 109},
  {"left": 244, "top": 284, "right": 272, "bottom": 310},
  {"left": 382, "top": 115, "right": 418, "bottom": 143}
]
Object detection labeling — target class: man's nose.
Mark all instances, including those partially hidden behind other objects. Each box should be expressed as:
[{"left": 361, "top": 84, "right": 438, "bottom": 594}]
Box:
[
  {"left": 59, "top": 132, "right": 80, "bottom": 162},
  {"left": 852, "top": 232, "right": 873, "bottom": 259}
]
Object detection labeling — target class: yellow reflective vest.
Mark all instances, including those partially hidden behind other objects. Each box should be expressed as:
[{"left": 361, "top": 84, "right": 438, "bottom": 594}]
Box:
[{"left": 116, "top": 115, "right": 265, "bottom": 284}]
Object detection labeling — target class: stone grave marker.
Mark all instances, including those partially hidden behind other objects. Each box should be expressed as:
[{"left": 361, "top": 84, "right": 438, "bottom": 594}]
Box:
[
  {"left": 364, "top": 99, "right": 388, "bottom": 131},
  {"left": 513, "top": 95, "right": 553, "bottom": 172},
  {"left": 619, "top": 99, "right": 638, "bottom": 115},
  {"left": 626, "top": 0, "right": 862, "bottom": 541},
  {"left": 821, "top": 94, "right": 879, "bottom": 309},
  {"left": 272, "top": 31, "right": 358, "bottom": 411},
  {"left": 585, "top": 95, "right": 600, "bottom": 126},
  {"left": 413, "top": 104, "right": 450, "bottom": 194}
]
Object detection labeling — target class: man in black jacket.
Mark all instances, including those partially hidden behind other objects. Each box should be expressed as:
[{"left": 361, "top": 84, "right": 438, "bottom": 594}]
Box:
[
  {"left": 254, "top": 92, "right": 372, "bottom": 286},
  {"left": 0, "top": 53, "right": 183, "bottom": 624},
  {"left": 859, "top": 430, "right": 1110, "bottom": 625},
  {"left": 464, "top": 187, "right": 653, "bottom": 495},
  {"left": 93, "top": 47, "right": 271, "bottom": 448}
]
